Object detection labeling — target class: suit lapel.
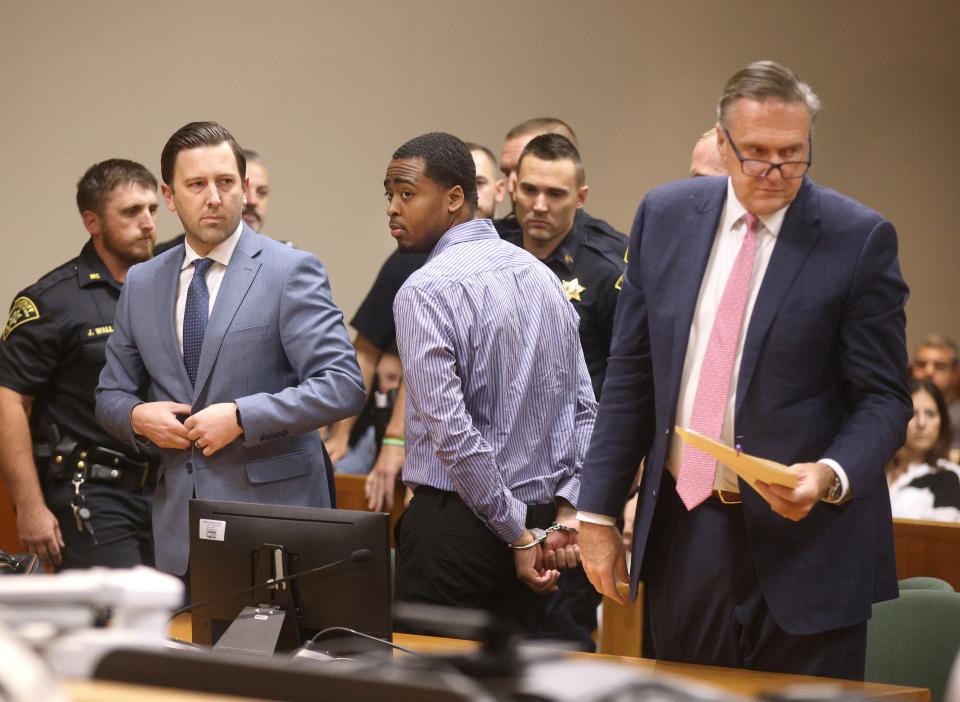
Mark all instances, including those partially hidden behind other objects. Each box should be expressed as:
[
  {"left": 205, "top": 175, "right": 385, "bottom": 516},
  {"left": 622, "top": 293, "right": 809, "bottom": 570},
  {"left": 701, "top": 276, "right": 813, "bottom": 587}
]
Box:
[
  {"left": 192, "top": 227, "right": 263, "bottom": 399},
  {"left": 664, "top": 182, "right": 726, "bottom": 413},
  {"left": 736, "top": 180, "right": 821, "bottom": 415},
  {"left": 155, "top": 249, "right": 193, "bottom": 398}
]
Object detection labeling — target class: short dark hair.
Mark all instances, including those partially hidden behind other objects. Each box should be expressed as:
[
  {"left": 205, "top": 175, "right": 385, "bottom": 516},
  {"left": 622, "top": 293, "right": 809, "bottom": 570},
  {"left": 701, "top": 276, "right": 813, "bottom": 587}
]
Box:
[
  {"left": 910, "top": 378, "right": 954, "bottom": 465},
  {"left": 516, "top": 133, "right": 585, "bottom": 187},
  {"left": 160, "top": 121, "right": 246, "bottom": 186},
  {"left": 392, "top": 132, "right": 478, "bottom": 212},
  {"left": 76, "top": 159, "right": 157, "bottom": 215},
  {"left": 718, "top": 60, "right": 821, "bottom": 128},
  {"left": 504, "top": 117, "right": 578, "bottom": 147},
  {"left": 242, "top": 148, "right": 262, "bottom": 163}
]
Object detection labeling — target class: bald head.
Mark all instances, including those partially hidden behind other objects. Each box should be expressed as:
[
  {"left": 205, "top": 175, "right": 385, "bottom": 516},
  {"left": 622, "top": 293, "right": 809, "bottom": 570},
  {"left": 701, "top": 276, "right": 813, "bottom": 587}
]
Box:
[
  {"left": 501, "top": 117, "right": 579, "bottom": 196},
  {"left": 689, "top": 128, "right": 726, "bottom": 177}
]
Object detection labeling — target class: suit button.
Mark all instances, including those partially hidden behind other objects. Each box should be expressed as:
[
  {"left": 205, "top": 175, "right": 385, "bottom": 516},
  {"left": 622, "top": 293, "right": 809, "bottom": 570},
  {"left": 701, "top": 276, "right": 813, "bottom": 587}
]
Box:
[{"left": 186, "top": 462, "right": 193, "bottom": 474}]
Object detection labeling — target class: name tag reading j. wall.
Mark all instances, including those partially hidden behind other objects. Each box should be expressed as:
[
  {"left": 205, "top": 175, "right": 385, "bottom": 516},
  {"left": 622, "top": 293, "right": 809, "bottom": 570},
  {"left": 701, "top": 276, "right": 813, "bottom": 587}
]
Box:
[{"left": 198, "top": 518, "right": 226, "bottom": 541}]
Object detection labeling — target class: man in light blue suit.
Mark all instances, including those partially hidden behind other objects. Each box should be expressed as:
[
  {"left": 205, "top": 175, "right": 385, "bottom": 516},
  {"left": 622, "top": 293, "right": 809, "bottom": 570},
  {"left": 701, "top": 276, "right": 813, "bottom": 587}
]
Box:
[{"left": 96, "top": 122, "right": 365, "bottom": 576}]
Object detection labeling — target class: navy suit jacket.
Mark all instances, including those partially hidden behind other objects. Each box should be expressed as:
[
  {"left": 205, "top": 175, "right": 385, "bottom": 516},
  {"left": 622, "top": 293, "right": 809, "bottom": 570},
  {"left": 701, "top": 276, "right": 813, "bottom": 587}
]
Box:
[
  {"left": 96, "top": 226, "right": 365, "bottom": 574},
  {"left": 578, "top": 177, "right": 912, "bottom": 635}
]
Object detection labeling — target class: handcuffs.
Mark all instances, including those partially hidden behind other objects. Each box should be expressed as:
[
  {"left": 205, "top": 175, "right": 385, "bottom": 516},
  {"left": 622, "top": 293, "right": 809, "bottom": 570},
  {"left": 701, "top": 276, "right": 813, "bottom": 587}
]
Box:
[{"left": 508, "top": 522, "right": 578, "bottom": 550}]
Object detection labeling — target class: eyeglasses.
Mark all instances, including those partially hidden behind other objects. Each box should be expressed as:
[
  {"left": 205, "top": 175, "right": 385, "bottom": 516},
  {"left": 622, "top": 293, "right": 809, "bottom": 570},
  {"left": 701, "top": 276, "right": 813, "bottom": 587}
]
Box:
[{"left": 723, "top": 128, "right": 812, "bottom": 179}]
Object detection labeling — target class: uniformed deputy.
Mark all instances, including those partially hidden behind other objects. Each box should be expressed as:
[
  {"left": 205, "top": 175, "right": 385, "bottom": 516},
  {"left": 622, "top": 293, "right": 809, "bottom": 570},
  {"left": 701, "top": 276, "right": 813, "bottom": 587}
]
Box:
[
  {"left": 493, "top": 116, "right": 628, "bottom": 264},
  {"left": 508, "top": 133, "right": 625, "bottom": 398},
  {"left": 506, "top": 132, "right": 625, "bottom": 650},
  {"left": 0, "top": 159, "right": 159, "bottom": 570}
]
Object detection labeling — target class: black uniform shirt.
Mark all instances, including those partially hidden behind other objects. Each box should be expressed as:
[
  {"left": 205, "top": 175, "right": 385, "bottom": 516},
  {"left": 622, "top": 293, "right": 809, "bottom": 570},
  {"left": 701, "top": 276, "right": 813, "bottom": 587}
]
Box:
[
  {"left": 504, "top": 219, "right": 625, "bottom": 399},
  {"left": 495, "top": 208, "right": 628, "bottom": 265},
  {"left": 350, "top": 249, "right": 428, "bottom": 352},
  {"left": 0, "top": 242, "right": 133, "bottom": 454}
]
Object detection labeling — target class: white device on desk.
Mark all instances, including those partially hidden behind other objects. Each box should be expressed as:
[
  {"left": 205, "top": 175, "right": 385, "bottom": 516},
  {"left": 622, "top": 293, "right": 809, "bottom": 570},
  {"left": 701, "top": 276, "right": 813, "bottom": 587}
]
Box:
[{"left": 0, "top": 566, "right": 183, "bottom": 679}]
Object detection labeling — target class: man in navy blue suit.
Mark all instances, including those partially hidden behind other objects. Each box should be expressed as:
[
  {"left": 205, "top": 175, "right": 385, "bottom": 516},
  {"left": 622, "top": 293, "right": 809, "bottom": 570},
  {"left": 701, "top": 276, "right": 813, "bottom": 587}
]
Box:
[{"left": 577, "top": 61, "right": 911, "bottom": 680}]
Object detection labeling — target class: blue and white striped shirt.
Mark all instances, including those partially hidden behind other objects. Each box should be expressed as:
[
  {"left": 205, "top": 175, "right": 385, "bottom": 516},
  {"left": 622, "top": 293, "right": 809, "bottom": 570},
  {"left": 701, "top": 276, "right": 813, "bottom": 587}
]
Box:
[{"left": 394, "top": 219, "right": 597, "bottom": 543}]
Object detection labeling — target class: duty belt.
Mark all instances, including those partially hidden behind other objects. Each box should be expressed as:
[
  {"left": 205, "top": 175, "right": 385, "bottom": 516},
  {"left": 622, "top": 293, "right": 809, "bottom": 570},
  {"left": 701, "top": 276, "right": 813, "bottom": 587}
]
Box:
[{"left": 35, "top": 440, "right": 152, "bottom": 494}]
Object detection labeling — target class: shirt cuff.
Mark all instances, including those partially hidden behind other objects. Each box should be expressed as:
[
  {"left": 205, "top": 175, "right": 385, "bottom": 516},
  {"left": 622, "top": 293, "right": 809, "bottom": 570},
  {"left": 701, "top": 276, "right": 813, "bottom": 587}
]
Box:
[
  {"left": 819, "top": 458, "right": 850, "bottom": 503},
  {"left": 577, "top": 510, "right": 617, "bottom": 526}
]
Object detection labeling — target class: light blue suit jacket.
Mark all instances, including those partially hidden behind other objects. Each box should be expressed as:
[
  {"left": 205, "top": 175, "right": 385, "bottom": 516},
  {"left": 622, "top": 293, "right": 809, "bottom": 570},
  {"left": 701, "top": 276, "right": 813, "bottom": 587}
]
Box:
[{"left": 96, "top": 225, "right": 365, "bottom": 574}]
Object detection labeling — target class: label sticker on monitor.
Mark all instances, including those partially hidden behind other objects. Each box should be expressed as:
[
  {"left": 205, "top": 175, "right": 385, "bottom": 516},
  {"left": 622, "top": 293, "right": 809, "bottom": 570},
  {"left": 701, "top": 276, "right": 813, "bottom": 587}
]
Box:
[{"left": 199, "top": 518, "right": 226, "bottom": 541}]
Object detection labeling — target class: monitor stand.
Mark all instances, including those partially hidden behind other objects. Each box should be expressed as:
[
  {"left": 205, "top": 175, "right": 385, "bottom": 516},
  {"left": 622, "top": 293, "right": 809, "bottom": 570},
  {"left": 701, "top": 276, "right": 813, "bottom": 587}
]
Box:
[
  {"left": 213, "top": 605, "right": 287, "bottom": 656},
  {"left": 197, "top": 544, "right": 305, "bottom": 655}
]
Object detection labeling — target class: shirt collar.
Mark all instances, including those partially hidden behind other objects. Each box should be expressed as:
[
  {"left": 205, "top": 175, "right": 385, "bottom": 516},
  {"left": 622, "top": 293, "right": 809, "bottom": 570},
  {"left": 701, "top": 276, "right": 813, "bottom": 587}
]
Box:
[
  {"left": 77, "top": 240, "right": 121, "bottom": 290},
  {"left": 722, "top": 179, "right": 789, "bottom": 238},
  {"left": 428, "top": 218, "right": 498, "bottom": 261},
  {"left": 181, "top": 221, "right": 243, "bottom": 271},
  {"left": 541, "top": 220, "right": 584, "bottom": 275}
]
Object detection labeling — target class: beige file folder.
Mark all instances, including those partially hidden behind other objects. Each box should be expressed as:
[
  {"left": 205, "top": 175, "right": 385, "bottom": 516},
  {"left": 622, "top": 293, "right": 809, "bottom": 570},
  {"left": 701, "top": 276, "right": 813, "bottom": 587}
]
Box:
[{"left": 674, "top": 426, "right": 798, "bottom": 489}]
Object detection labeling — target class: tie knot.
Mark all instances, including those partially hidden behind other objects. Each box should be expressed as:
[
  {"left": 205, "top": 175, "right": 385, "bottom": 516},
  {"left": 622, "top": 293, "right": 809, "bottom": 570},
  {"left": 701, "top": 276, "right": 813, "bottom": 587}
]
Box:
[
  {"left": 193, "top": 258, "right": 214, "bottom": 276},
  {"left": 743, "top": 213, "right": 758, "bottom": 234}
]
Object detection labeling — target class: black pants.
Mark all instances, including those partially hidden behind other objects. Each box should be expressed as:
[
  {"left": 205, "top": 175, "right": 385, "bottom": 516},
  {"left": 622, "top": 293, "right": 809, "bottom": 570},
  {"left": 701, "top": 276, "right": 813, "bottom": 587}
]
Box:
[
  {"left": 643, "top": 472, "right": 867, "bottom": 680},
  {"left": 533, "top": 565, "right": 601, "bottom": 651},
  {"left": 46, "top": 480, "right": 153, "bottom": 570},
  {"left": 395, "top": 486, "right": 555, "bottom": 636}
]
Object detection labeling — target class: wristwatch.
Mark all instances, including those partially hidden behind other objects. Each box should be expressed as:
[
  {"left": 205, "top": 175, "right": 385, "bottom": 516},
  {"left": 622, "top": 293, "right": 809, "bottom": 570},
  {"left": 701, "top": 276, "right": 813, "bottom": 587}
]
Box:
[
  {"left": 235, "top": 406, "right": 244, "bottom": 437},
  {"left": 824, "top": 470, "right": 843, "bottom": 503}
]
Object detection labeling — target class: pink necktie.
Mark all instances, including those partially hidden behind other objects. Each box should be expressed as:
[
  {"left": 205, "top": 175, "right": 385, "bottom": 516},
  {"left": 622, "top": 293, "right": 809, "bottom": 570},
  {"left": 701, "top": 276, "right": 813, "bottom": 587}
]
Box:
[{"left": 676, "top": 213, "right": 759, "bottom": 510}]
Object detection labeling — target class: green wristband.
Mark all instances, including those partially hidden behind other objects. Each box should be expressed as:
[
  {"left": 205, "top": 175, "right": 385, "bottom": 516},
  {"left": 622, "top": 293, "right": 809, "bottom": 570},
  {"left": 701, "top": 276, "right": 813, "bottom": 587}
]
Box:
[{"left": 381, "top": 437, "right": 405, "bottom": 447}]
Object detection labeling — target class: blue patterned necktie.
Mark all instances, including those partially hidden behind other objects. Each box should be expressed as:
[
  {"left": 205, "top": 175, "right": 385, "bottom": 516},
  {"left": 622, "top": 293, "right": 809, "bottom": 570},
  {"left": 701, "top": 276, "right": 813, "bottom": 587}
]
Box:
[{"left": 183, "top": 258, "right": 214, "bottom": 386}]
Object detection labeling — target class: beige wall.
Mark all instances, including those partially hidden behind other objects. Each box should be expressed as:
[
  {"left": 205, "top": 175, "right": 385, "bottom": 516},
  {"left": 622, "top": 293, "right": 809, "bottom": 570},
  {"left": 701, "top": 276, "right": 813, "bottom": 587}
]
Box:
[{"left": 1, "top": 0, "right": 957, "bottom": 351}]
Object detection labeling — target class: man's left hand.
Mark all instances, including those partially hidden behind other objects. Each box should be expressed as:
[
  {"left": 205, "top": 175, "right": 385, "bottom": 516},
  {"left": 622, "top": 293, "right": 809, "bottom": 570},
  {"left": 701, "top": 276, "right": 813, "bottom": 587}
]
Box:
[
  {"left": 754, "top": 462, "right": 835, "bottom": 521},
  {"left": 542, "top": 499, "right": 581, "bottom": 569},
  {"left": 185, "top": 402, "right": 243, "bottom": 456}
]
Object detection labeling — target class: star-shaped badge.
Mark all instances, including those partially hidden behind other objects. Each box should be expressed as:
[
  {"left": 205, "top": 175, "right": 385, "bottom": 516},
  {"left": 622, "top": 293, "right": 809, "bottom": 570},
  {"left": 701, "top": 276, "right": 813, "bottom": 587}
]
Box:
[{"left": 562, "top": 278, "right": 586, "bottom": 302}]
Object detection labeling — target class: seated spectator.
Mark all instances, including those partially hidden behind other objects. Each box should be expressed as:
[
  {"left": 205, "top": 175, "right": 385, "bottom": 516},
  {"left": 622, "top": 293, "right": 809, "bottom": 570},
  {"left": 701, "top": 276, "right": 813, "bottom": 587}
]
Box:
[
  {"left": 911, "top": 333, "right": 960, "bottom": 460},
  {"left": 886, "top": 378, "right": 960, "bottom": 522}
]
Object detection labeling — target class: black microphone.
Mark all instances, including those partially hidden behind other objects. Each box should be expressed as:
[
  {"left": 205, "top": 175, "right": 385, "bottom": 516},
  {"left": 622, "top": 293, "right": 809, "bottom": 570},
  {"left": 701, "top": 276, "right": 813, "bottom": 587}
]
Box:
[{"left": 171, "top": 548, "right": 371, "bottom": 619}]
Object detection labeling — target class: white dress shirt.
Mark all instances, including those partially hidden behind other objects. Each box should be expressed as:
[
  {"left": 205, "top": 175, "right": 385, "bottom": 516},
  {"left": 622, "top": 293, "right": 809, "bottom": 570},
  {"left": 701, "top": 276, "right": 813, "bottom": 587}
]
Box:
[
  {"left": 579, "top": 180, "right": 848, "bottom": 526},
  {"left": 175, "top": 222, "right": 243, "bottom": 353},
  {"left": 668, "top": 180, "right": 783, "bottom": 492}
]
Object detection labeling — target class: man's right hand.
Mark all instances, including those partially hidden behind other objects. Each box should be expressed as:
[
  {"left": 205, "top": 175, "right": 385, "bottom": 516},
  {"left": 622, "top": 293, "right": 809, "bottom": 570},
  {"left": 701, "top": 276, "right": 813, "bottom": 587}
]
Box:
[
  {"left": 580, "top": 521, "right": 630, "bottom": 604},
  {"left": 131, "top": 402, "right": 192, "bottom": 449},
  {"left": 17, "top": 502, "right": 64, "bottom": 569}
]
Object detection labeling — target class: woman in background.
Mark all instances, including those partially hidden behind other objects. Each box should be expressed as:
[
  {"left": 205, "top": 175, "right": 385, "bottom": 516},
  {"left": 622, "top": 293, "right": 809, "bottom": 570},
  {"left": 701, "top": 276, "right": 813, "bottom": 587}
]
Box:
[{"left": 886, "top": 378, "right": 960, "bottom": 522}]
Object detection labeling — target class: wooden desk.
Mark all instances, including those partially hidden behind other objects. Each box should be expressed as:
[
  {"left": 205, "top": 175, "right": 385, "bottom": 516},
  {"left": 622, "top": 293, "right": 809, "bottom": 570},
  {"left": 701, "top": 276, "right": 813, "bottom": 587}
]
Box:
[
  {"left": 396, "top": 633, "right": 928, "bottom": 702},
  {"left": 64, "top": 679, "right": 262, "bottom": 702},
  {"left": 893, "top": 518, "right": 960, "bottom": 590},
  {"left": 157, "top": 615, "right": 928, "bottom": 702}
]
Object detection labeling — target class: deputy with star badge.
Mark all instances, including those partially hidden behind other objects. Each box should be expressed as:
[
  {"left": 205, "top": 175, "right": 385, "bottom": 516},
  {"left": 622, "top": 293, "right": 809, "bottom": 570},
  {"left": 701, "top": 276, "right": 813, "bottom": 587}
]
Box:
[
  {"left": 0, "top": 159, "right": 159, "bottom": 570},
  {"left": 506, "top": 133, "right": 625, "bottom": 399},
  {"left": 502, "top": 132, "right": 625, "bottom": 650}
]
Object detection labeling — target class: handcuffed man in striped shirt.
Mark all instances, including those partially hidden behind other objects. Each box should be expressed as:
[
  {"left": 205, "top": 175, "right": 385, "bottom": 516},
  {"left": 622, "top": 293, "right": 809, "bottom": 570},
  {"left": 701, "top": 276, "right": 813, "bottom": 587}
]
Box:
[{"left": 385, "top": 132, "right": 597, "bottom": 634}]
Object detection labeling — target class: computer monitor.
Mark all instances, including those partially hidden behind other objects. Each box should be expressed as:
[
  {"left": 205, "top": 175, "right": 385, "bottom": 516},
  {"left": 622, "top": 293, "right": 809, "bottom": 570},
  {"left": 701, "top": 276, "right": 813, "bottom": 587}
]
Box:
[{"left": 188, "top": 499, "right": 392, "bottom": 652}]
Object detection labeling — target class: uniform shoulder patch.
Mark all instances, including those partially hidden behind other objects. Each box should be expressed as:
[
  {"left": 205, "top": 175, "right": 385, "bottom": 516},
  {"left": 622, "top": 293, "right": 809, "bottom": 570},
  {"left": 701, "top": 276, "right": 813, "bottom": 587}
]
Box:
[{"left": 3, "top": 296, "right": 40, "bottom": 341}]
